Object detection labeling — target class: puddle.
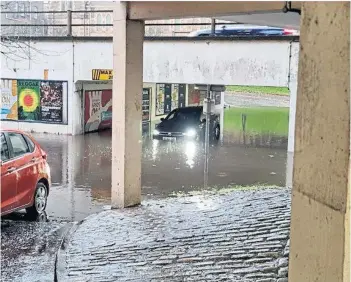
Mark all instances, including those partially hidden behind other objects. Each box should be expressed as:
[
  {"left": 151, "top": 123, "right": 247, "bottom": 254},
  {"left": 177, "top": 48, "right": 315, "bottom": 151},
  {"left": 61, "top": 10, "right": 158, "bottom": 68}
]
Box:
[{"left": 27, "top": 108, "right": 289, "bottom": 221}]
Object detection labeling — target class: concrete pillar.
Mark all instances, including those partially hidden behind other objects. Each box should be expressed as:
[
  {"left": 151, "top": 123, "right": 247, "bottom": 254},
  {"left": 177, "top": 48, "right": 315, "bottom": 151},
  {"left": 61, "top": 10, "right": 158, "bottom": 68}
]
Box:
[
  {"left": 288, "top": 2, "right": 350, "bottom": 282},
  {"left": 111, "top": 2, "right": 144, "bottom": 208},
  {"left": 286, "top": 41, "right": 299, "bottom": 189},
  {"left": 286, "top": 82, "right": 297, "bottom": 189},
  {"left": 287, "top": 82, "right": 297, "bottom": 153}
]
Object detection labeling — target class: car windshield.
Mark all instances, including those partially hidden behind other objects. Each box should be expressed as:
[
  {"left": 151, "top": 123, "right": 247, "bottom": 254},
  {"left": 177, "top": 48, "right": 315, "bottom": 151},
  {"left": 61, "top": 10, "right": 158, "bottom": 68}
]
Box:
[{"left": 165, "top": 108, "right": 202, "bottom": 122}]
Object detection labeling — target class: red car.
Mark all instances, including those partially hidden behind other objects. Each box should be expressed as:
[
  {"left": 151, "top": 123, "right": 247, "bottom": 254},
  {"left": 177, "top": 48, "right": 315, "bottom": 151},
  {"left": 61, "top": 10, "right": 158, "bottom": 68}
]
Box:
[{"left": 1, "top": 129, "right": 50, "bottom": 217}]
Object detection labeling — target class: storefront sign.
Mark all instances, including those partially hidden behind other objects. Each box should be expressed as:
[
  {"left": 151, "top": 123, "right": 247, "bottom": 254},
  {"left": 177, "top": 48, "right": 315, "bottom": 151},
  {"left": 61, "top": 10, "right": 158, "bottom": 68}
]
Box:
[
  {"left": 40, "top": 81, "right": 64, "bottom": 122},
  {"left": 92, "top": 69, "right": 113, "bottom": 80},
  {"left": 17, "top": 80, "right": 41, "bottom": 121},
  {"left": 1, "top": 79, "right": 18, "bottom": 120}
]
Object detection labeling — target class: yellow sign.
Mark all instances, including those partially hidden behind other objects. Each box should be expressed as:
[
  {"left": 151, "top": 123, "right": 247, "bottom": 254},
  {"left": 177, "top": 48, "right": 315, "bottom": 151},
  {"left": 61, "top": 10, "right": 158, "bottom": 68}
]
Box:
[
  {"left": 44, "top": 69, "right": 49, "bottom": 80},
  {"left": 92, "top": 69, "right": 113, "bottom": 80}
]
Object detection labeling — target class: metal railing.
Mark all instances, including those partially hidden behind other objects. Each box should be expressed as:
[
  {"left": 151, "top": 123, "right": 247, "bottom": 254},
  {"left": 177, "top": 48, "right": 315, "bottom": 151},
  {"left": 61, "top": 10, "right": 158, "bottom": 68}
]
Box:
[{"left": 0, "top": 10, "right": 235, "bottom": 37}]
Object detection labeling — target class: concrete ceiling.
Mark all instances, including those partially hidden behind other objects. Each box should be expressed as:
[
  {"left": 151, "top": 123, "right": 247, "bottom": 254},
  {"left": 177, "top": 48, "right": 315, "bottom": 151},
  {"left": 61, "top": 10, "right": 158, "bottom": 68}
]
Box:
[{"left": 217, "top": 12, "right": 301, "bottom": 30}]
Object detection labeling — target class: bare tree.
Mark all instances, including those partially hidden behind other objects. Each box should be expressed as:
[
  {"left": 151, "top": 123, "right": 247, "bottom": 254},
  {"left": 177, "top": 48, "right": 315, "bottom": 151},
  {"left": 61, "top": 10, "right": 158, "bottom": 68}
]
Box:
[{"left": 0, "top": 1, "right": 55, "bottom": 63}]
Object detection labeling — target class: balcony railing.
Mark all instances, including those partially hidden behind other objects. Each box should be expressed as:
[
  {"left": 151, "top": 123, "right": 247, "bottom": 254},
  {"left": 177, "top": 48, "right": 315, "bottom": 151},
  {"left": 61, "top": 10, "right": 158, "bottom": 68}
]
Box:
[{"left": 0, "top": 10, "right": 234, "bottom": 37}]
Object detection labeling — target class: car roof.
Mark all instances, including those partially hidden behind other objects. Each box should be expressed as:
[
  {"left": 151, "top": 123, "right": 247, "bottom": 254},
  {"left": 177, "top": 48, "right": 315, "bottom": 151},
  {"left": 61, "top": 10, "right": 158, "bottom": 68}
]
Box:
[
  {"left": 177, "top": 106, "right": 203, "bottom": 111},
  {"left": 0, "top": 128, "right": 28, "bottom": 134},
  {"left": 188, "top": 25, "right": 284, "bottom": 36}
]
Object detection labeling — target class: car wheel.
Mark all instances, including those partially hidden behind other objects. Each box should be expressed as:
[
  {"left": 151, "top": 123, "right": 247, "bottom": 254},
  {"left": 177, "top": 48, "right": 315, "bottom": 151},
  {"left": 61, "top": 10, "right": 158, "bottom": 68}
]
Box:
[
  {"left": 214, "top": 125, "right": 220, "bottom": 140},
  {"left": 26, "top": 182, "right": 48, "bottom": 216}
]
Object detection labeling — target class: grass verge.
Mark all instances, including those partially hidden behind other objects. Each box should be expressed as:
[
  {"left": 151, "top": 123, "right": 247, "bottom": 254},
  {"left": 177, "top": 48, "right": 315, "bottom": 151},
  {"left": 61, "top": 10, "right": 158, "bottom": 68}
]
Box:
[
  {"left": 224, "top": 107, "right": 289, "bottom": 136},
  {"left": 226, "top": 85, "right": 289, "bottom": 96}
]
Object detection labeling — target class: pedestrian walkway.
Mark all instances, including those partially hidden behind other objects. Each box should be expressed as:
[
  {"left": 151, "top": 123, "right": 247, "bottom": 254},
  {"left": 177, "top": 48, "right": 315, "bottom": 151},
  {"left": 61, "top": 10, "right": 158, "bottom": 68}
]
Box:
[{"left": 58, "top": 188, "right": 291, "bottom": 282}]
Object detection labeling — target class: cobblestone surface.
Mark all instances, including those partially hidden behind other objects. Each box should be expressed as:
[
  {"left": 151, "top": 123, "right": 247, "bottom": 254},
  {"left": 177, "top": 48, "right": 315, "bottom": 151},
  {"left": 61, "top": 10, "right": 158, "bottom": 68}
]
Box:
[
  {"left": 60, "top": 188, "right": 291, "bottom": 281},
  {"left": 1, "top": 219, "right": 70, "bottom": 282}
]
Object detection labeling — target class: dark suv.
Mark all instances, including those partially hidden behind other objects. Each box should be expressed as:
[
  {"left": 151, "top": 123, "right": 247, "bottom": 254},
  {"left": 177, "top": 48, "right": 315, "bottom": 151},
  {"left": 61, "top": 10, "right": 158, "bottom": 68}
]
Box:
[{"left": 153, "top": 106, "right": 220, "bottom": 141}]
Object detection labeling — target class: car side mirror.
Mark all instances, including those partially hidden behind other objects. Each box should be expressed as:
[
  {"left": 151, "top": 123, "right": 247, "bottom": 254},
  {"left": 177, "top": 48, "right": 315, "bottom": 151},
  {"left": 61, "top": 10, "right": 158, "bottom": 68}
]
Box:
[
  {"left": 160, "top": 118, "right": 165, "bottom": 121},
  {"left": 201, "top": 118, "right": 206, "bottom": 123}
]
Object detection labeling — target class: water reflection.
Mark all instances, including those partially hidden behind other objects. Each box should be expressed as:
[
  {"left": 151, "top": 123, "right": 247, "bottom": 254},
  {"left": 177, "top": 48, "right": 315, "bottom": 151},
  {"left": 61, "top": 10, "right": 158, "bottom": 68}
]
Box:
[
  {"left": 152, "top": 139, "right": 159, "bottom": 161},
  {"left": 31, "top": 125, "right": 288, "bottom": 221},
  {"left": 2, "top": 211, "right": 48, "bottom": 223},
  {"left": 184, "top": 141, "right": 196, "bottom": 168}
]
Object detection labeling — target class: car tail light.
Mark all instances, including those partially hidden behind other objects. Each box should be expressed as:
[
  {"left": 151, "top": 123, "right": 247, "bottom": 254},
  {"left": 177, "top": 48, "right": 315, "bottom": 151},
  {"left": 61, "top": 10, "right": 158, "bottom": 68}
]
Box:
[{"left": 283, "top": 29, "right": 296, "bottom": 35}]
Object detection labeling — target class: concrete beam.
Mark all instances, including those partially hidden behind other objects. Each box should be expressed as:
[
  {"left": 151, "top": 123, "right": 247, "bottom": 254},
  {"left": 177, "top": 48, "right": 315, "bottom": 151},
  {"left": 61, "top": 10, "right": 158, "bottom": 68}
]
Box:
[
  {"left": 129, "top": 1, "right": 302, "bottom": 20},
  {"left": 111, "top": 2, "right": 144, "bottom": 208},
  {"left": 288, "top": 2, "right": 350, "bottom": 282}
]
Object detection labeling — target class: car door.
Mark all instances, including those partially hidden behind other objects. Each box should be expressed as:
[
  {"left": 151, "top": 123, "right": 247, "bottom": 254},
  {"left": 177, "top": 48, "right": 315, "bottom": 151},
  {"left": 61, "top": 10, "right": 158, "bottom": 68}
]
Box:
[
  {"left": 0, "top": 132, "right": 18, "bottom": 214},
  {"left": 7, "top": 132, "right": 38, "bottom": 208}
]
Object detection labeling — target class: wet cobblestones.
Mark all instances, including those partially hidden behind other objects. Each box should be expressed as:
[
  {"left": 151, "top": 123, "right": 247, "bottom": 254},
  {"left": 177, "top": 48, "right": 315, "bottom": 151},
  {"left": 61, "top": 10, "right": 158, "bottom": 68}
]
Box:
[{"left": 60, "top": 188, "right": 291, "bottom": 281}]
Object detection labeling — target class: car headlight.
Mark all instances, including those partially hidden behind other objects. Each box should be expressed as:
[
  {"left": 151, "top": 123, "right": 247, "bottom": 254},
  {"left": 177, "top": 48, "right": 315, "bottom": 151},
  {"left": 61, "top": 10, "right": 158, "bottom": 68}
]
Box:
[
  {"left": 185, "top": 128, "right": 197, "bottom": 137},
  {"left": 153, "top": 129, "right": 160, "bottom": 135}
]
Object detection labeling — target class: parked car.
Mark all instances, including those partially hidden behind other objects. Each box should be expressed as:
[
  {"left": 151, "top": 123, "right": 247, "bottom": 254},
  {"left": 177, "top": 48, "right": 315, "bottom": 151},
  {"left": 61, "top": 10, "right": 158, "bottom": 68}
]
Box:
[
  {"left": 153, "top": 106, "right": 220, "bottom": 141},
  {"left": 1, "top": 129, "right": 50, "bottom": 217},
  {"left": 188, "top": 24, "right": 299, "bottom": 37}
]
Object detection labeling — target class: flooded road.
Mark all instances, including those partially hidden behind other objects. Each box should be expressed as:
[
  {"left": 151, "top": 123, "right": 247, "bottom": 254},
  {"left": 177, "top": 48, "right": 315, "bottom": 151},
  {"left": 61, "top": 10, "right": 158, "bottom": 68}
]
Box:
[
  {"left": 26, "top": 124, "right": 289, "bottom": 222},
  {"left": 1, "top": 110, "right": 289, "bottom": 281}
]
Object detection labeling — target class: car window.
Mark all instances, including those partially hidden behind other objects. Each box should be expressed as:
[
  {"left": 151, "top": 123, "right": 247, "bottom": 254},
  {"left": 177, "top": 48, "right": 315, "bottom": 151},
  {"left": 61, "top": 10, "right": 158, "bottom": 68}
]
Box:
[
  {"left": 23, "top": 135, "right": 35, "bottom": 152},
  {"left": 165, "top": 109, "right": 177, "bottom": 120},
  {"left": 1, "top": 133, "right": 10, "bottom": 162},
  {"left": 8, "top": 133, "right": 30, "bottom": 158},
  {"left": 179, "top": 109, "right": 202, "bottom": 120}
]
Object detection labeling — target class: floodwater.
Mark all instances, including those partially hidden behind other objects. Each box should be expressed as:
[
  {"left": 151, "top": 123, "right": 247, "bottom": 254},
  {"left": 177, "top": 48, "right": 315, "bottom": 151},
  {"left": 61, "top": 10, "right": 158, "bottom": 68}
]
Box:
[
  {"left": 23, "top": 123, "right": 289, "bottom": 222},
  {"left": 1, "top": 120, "right": 289, "bottom": 282}
]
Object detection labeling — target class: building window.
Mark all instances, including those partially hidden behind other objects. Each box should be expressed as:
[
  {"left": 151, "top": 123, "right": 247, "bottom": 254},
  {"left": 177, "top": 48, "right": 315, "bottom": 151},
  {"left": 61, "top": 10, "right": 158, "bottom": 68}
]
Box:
[
  {"left": 106, "top": 14, "right": 112, "bottom": 25},
  {"left": 31, "top": 6, "right": 38, "bottom": 19},
  {"left": 66, "top": 0, "right": 72, "bottom": 10},
  {"left": 19, "top": 3, "right": 25, "bottom": 17},
  {"left": 60, "top": 1, "right": 66, "bottom": 11},
  {"left": 97, "top": 13, "right": 102, "bottom": 31}
]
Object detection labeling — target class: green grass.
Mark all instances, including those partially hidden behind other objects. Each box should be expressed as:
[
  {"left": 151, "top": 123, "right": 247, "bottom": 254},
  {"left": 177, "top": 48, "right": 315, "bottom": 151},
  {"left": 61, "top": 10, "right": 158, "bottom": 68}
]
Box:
[
  {"left": 226, "top": 85, "right": 290, "bottom": 96},
  {"left": 224, "top": 107, "right": 289, "bottom": 136}
]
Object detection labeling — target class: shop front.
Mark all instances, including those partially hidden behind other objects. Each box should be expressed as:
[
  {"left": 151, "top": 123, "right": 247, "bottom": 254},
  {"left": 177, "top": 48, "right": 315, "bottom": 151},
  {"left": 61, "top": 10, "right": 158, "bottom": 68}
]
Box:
[{"left": 79, "top": 79, "right": 153, "bottom": 134}]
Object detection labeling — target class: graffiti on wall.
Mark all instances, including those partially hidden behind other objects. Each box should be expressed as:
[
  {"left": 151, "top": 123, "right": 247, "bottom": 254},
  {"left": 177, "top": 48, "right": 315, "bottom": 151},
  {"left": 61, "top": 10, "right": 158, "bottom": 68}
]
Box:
[
  {"left": 1, "top": 79, "right": 67, "bottom": 123},
  {"left": 84, "top": 88, "right": 151, "bottom": 133},
  {"left": 84, "top": 90, "right": 112, "bottom": 133}
]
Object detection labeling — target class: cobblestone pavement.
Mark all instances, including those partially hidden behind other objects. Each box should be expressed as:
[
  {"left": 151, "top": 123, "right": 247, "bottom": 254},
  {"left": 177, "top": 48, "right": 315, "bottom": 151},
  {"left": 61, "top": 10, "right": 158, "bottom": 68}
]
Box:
[
  {"left": 59, "top": 187, "right": 291, "bottom": 282},
  {"left": 1, "top": 218, "right": 71, "bottom": 282},
  {"left": 224, "top": 92, "right": 289, "bottom": 108}
]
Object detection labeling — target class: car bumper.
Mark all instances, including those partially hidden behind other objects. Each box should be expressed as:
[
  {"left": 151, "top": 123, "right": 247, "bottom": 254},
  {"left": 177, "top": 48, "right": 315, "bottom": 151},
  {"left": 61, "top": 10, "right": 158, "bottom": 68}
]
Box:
[{"left": 152, "top": 134, "right": 197, "bottom": 141}]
